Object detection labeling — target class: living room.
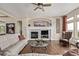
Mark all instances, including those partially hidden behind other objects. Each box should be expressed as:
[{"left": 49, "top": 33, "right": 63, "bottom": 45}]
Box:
[{"left": 0, "top": 3, "right": 79, "bottom": 56}]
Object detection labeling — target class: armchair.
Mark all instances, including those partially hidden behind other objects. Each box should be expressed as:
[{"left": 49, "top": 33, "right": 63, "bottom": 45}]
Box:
[{"left": 59, "top": 32, "right": 72, "bottom": 47}]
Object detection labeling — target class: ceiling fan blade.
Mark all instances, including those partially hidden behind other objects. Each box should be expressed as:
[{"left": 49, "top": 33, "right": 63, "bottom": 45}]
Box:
[
  {"left": 32, "top": 3, "right": 38, "bottom": 5},
  {"left": 34, "top": 7, "right": 39, "bottom": 11},
  {"left": 41, "top": 7, "right": 44, "bottom": 11},
  {"left": 43, "top": 4, "right": 51, "bottom": 6},
  {"left": 42, "top": 8, "right": 44, "bottom": 11}
]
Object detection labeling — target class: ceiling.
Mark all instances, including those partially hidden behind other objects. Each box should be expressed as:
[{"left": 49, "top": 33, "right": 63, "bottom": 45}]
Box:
[{"left": 0, "top": 3, "right": 79, "bottom": 18}]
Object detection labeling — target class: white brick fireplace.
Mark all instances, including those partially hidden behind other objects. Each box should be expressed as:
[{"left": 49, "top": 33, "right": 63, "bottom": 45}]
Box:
[{"left": 28, "top": 27, "right": 51, "bottom": 40}]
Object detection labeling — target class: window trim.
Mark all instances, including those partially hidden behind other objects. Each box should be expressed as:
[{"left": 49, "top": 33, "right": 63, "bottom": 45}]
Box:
[
  {"left": 67, "top": 17, "right": 74, "bottom": 21},
  {"left": 67, "top": 22, "right": 74, "bottom": 31}
]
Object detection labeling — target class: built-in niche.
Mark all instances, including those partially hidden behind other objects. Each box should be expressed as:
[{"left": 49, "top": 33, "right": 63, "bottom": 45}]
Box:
[
  {"left": 28, "top": 18, "right": 52, "bottom": 27},
  {"left": 56, "top": 19, "right": 60, "bottom": 33},
  {"left": 6, "top": 23, "right": 15, "bottom": 34},
  {"left": 0, "top": 21, "right": 6, "bottom": 35}
]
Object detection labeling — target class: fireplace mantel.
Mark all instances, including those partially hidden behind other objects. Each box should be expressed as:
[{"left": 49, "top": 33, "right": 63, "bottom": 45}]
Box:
[
  {"left": 28, "top": 18, "right": 52, "bottom": 27},
  {"left": 28, "top": 27, "right": 52, "bottom": 30}
]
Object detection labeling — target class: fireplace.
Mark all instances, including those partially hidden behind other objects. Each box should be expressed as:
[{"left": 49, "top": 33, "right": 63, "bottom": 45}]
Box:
[
  {"left": 30, "top": 29, "right": 50, "bottom": 40},
  {"left": 41, "top": 30, "right": 49, "bottom": 38},
  {"left": 31, "top": 32, "right": 38, "bottom": 38}
]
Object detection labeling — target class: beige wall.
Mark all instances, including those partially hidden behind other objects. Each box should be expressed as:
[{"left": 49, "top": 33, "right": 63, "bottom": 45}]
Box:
[
  {"left": 0, "top": 17, "right": 20, "bottom": 34},
  {"left": 0, "top": 16, "right": 63, "bottom": 40}
]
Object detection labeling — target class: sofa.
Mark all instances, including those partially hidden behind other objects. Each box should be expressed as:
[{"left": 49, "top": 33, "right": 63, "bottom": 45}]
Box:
[
  {"left": 19, "top": 53, "right": 50, "bottom": 56},
  {"left": 63, "top": 49, "right": 79, "bottom": 56},
  {"left": 69, "top": 37, "right": 77, "bottom": 46},
  {"left": 0, "top": 34, "right": 28, "bottom": 56}
]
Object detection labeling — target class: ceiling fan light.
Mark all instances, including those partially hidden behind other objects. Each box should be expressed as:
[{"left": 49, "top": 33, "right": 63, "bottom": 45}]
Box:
[{"left": 33, "top": 3, "right": 51, "bottom": 12}]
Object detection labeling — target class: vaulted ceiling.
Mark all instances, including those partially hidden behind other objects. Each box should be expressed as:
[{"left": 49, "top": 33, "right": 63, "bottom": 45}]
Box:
[{"left": 0, "top": 3, "right": 79, "bottom": 18}]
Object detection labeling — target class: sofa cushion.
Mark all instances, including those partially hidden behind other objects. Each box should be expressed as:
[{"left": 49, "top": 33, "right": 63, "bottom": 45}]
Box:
[
  {"left": 4, "top": 39, "right": 28, "bottom": 56},
  {"left": 63, "top": 49, "right": 79, "bottom": 56},
  {"left": 0, "top": 36, "right": 8, "bottom": 50},
  {"left": 0, "top": 34, "right": 19, "bottom": 50},
  {"left": 62, "top": 32, "right": 72, "bottom": 40},
  {"left": 0, "top": 48, "right": 4, "bottom": 55},
  {"left": 20, "top": 53, "right": 49, "bottom": 56},
  {"left": 0, "top": 34, "right": 28, "bottom": 56},
  {"left": 18, "top": 35, "right": 25, "bottom": 40},
  {"left": 69, "top": 37, "right": 77, "bottom": 46},
  {"left": 61, "top": 39, "right": 68, "bottom": 42}
]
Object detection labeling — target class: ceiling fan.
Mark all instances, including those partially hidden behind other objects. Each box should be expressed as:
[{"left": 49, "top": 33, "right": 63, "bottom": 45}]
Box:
[{"left": 33, "top": 3, "right": 51, "bottom": 11}]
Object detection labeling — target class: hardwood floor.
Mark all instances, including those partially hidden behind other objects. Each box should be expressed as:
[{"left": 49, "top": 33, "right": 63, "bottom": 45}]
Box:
[{"left": 19, "top": 40, "right": 76, "bottom": 55}]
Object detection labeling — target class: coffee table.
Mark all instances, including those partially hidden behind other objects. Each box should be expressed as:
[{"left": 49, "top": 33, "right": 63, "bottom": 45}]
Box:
[{"left": 29, "top": 40, "right": 49, "bottom": 53}]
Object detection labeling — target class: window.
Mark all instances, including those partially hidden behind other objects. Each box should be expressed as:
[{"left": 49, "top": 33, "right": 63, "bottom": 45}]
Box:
[
  {"left": 67, "top": 17, "right": 74, "bottom": 21},
  {"left": 67, "top": 17, "right": 74, "bottom": 32},
  {"left": 77, "top": 22, "right": 79, "bottom": 37},
  {"left": 77, "top": 22, "right": 79, "bottom": 31},
  {"left": 67, "top": 23, "right": 74, "bottom": 31},
  {"left": 67, "top": 8, "right": 79, "bottom": 39},
  {"left": 77, "top": 14, "right": 79, "bottom": 18}
]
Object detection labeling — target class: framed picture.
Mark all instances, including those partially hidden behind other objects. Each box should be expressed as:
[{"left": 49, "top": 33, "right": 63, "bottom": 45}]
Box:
[
  {"left": 0, "top": 21, "right": 6, "bottom": 35},
  {"left": 6, "top": 23, "right": 15, "bottom": 34}
]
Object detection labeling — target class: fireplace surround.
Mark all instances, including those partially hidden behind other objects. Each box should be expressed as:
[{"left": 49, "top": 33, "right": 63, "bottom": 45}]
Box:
[
  {"left": 28, "top": 18, "right": 52, "bottom": 40},
  {"left": 29, "top": 29, "right": 51, "bottom": 40}
]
